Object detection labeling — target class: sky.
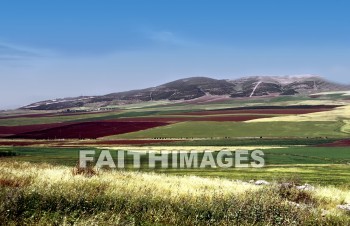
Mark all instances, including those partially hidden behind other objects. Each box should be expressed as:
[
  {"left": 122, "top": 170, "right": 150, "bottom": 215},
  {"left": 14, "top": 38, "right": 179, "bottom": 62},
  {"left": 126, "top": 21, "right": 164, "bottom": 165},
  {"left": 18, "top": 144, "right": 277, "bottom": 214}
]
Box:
[{"left": 0, "top": 0, "right": 350, "bottom": 109}]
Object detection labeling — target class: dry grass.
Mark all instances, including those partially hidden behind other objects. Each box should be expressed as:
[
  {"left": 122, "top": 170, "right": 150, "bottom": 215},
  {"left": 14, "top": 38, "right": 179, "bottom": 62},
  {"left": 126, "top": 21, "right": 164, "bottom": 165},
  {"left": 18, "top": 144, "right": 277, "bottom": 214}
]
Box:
[
  {"left": 247, "top": 105, "right": 350, "bottom": 122},
  {"left": 1, "top": 161, "right": 350, "bottom": 225},
  {"left": 341, "top": 120, "right": 350, "bottom": 134}
]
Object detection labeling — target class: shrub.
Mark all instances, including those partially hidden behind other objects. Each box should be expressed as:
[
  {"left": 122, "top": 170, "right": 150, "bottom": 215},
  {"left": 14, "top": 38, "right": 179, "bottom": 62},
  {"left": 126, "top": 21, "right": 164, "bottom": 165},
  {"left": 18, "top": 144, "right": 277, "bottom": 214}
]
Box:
[{"left": 72, "top": 162, "right": 98, "bottom": 177}]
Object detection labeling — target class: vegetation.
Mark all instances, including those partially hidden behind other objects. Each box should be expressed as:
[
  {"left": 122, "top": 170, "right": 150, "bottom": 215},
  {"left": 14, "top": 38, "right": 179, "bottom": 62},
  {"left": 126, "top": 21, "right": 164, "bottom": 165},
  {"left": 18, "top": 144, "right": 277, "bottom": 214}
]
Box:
[
  {"left": 248, "top": 105, "right": 350, "bottom": 122},
  {"left": 150, "top": 138, "right": 340, "bottom": 146},
  {"left": 0, "top": 111, "right": 121, "bottom": 126},
  {"left": 112, "top": 121, "right": 347, "bottom": 139},
  {"left": 0, "top": 150, "right": 17, "bottom": 157},
  {"left": 2, "top": 146, "right": 350, "bottom": 186},
  {"left": 1, "top": 93, "right": 350, "bottom": 225},
  {"left": 1, "top": 161, "right": 350, "bottom": 225}
]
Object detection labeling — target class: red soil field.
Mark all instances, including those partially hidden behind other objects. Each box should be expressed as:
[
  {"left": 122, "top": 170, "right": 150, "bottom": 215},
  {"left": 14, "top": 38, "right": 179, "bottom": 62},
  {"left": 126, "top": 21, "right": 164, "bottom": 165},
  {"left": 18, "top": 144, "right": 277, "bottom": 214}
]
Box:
[
  {"left": 0, "top": 114, "right": 268, "bottom": 139},
  {"left": 0, "top": 139, "right": 178, "bottom": 146},
  {"left": 318, "top": 140, "right": 350, "bottom": 147},
  {"left": 0, "top": 141, "right": 49, "bottom": 146},
  {"left": 0, "top": 105, "right": 336, "bottom": 140},
  {"left": 7, "top": 121, "right": 169, "bottom": 139}
]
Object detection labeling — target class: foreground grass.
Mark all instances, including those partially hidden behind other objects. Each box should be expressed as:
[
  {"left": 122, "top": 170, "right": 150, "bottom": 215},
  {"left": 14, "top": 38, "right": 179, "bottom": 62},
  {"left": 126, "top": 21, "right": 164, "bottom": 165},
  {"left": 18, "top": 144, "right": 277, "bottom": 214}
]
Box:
[
  {"left": 2, "top": 146, "right": 350, "bottom": 186},
  {"left": 1, "top": 161, "right": 350, "bottom": 225}
]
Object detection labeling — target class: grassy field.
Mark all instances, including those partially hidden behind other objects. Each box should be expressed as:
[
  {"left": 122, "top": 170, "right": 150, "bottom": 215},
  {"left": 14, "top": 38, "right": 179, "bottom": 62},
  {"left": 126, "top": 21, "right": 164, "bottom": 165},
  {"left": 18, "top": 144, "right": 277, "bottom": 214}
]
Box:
[
  {"left": 248, "top": 105, "right": 350, "bottom": 122},
  {"left": 1, "top": 161, "right": 350, "bottom": 225},
  {"left": 2, "top": 146, "right": 350, "bottom": 186},
  {"left": 149, "top": 138, "right": 340, "bottom": 146},
  {"left": 0, "top": 111, "right": 121, "bottom": 126},
  {"left": 1, "top": 96, "right": 350, "bottom": 225},
  {"left": 112, "top": 121, "right": 347, "bottom": 139},
  {"left": 341, "top": 120, "right": 350, "bottom": 133}
]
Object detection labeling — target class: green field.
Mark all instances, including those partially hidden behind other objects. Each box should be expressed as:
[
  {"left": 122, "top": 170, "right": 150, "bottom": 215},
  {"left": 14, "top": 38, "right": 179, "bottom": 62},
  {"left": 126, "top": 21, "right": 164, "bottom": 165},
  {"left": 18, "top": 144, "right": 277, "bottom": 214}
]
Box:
[
  {"left": 0, "top": 111, "right": 120, "bottom": 126},
  {"left": 1, "top": 94, "right": 350, "bottom": 225},
  {"left": 149, "top": 138, "right": 340, "bottom": 146},
  {"left": 112, "top": 121, "right": 347, "bottom": 139},
  {"left": 2, "top": 146, "right": 350, "bottom": 186}
]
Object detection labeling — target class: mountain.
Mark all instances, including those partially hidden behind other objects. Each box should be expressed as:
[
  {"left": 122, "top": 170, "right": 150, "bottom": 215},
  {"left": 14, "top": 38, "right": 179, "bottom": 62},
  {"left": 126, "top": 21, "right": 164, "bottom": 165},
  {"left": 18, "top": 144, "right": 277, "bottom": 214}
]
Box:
[{"left": 22, "top": 75, "right": 350, "bottom": 110}]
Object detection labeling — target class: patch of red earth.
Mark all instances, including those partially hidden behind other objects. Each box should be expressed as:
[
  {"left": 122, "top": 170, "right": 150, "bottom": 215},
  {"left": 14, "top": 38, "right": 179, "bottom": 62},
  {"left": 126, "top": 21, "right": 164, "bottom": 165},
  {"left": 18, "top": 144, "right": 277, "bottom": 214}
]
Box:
[
  {"left": 318, "top": 140, "right": 350, "bottom": 147},
  {"left": 1, "top": 115, "right": 268, "bottom": 139},
  {"left": 1, "top": 114, "right": 269, "bottom": 139},
  {"left": 0, "top": 139, "right": 178, "bottom": 146},
  {"left": 7, "top": 121, "right": 169, "bottom": 139},
  {"left": 0, "top": 141, "right": 49, "bottom": 146}
]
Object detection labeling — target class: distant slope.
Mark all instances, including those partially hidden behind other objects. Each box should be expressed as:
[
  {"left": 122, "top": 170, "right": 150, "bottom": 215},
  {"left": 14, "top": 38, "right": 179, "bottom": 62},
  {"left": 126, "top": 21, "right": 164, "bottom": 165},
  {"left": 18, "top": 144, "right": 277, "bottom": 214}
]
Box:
[{"left": 22, "top": 75, "right": 350, "bottom": 110}]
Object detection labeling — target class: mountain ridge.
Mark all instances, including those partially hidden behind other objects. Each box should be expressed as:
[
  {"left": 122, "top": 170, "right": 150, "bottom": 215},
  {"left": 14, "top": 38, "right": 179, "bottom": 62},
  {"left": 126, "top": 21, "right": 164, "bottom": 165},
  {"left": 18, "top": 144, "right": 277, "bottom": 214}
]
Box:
[{"left": 22, "top": 75, "right": 350, "bottom": 110}]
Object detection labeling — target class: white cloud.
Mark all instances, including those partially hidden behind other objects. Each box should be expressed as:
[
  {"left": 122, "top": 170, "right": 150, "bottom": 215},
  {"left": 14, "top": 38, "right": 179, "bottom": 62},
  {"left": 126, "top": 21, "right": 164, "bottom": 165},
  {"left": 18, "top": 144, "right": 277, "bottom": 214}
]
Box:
[{"left": 0, "top": 40, "right": 56, "bottom": 60}]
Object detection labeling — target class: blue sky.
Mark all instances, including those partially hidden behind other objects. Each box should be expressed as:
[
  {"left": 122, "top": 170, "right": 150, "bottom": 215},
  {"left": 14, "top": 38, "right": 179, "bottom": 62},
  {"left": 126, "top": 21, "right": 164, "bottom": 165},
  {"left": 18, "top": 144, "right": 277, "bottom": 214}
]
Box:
[{"left": 0, "top": 0, "right": 350, "bottom": 109}]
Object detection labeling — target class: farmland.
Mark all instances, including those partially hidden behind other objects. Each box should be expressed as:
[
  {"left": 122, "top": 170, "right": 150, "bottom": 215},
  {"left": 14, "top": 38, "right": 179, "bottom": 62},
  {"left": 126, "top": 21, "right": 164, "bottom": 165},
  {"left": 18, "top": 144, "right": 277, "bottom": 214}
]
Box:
[
  {"left": 3, "top": 0, "right": 350, "bottom": 223},
  {"left": 112, "top": 121, "right": 347, "bottom": 139},
  {"left": 1, "top": 94, "right": 350, "bottom": 225},
  {"left": 1, "top": 97, "right": 350, "bottom": 181},
  {"left": 7, "top": 121, "right": 169, "bottom": 139}
]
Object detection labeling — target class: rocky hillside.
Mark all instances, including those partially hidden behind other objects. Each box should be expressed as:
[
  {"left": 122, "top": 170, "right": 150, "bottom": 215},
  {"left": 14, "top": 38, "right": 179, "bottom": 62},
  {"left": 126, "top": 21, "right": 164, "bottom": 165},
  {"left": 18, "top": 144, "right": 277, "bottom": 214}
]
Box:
[{"left": 23, "top": 75, "right": 349, "bottom": 110}]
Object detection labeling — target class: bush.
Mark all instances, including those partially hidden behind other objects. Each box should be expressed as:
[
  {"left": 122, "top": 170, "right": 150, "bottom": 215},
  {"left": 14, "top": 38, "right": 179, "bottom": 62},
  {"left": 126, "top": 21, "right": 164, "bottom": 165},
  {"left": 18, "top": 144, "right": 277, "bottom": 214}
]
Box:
[
  {"left": 0, "top": 151, "right": 17, "bottom": 157},
  {"left": 72, "top": 162, "right": 98, "bottom": 177}
]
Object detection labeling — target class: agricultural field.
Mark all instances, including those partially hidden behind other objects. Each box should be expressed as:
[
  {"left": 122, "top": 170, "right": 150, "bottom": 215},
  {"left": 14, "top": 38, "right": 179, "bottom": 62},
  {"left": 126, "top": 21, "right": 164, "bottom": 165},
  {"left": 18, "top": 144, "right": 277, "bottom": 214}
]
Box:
[
  {"left": 2, "top": 146, "right": 350, "bottom": 186},
  {"left": 3, "top": 1, "right": 350, "bottom": 224},
  {"left": 1, "top": 95, "right": 350, "bottom": 225},
  {"left": 112, "top": 121, "right": 347, "bottom": 139}
]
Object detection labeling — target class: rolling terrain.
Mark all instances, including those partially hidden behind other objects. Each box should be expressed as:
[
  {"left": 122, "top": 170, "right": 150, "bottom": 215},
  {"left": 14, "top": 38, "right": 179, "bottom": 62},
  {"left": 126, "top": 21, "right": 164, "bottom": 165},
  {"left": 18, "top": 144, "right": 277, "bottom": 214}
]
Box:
[
  {"left": 21, "top": 75, "right": 350, "bottom": 110},
  {"left": 0, "top": 80, "right": 350, "bottom": 142},
  {"left": 1, "top": 75, "right": 350, "bottom": 225}
]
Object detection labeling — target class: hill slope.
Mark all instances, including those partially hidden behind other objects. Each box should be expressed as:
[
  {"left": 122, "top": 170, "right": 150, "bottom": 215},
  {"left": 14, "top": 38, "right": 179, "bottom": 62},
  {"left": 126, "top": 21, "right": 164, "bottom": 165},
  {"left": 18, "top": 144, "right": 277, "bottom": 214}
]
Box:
[{"left": 23, "top": 75, "right": 349, "bottom": 110}]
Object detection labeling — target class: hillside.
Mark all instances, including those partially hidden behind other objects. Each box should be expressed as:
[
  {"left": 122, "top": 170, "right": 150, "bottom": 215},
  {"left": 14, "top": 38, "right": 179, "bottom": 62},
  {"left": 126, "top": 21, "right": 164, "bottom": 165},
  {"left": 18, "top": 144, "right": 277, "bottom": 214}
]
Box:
[{"left": 22, "top": 75, "right": 350, "bottom": 110}]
